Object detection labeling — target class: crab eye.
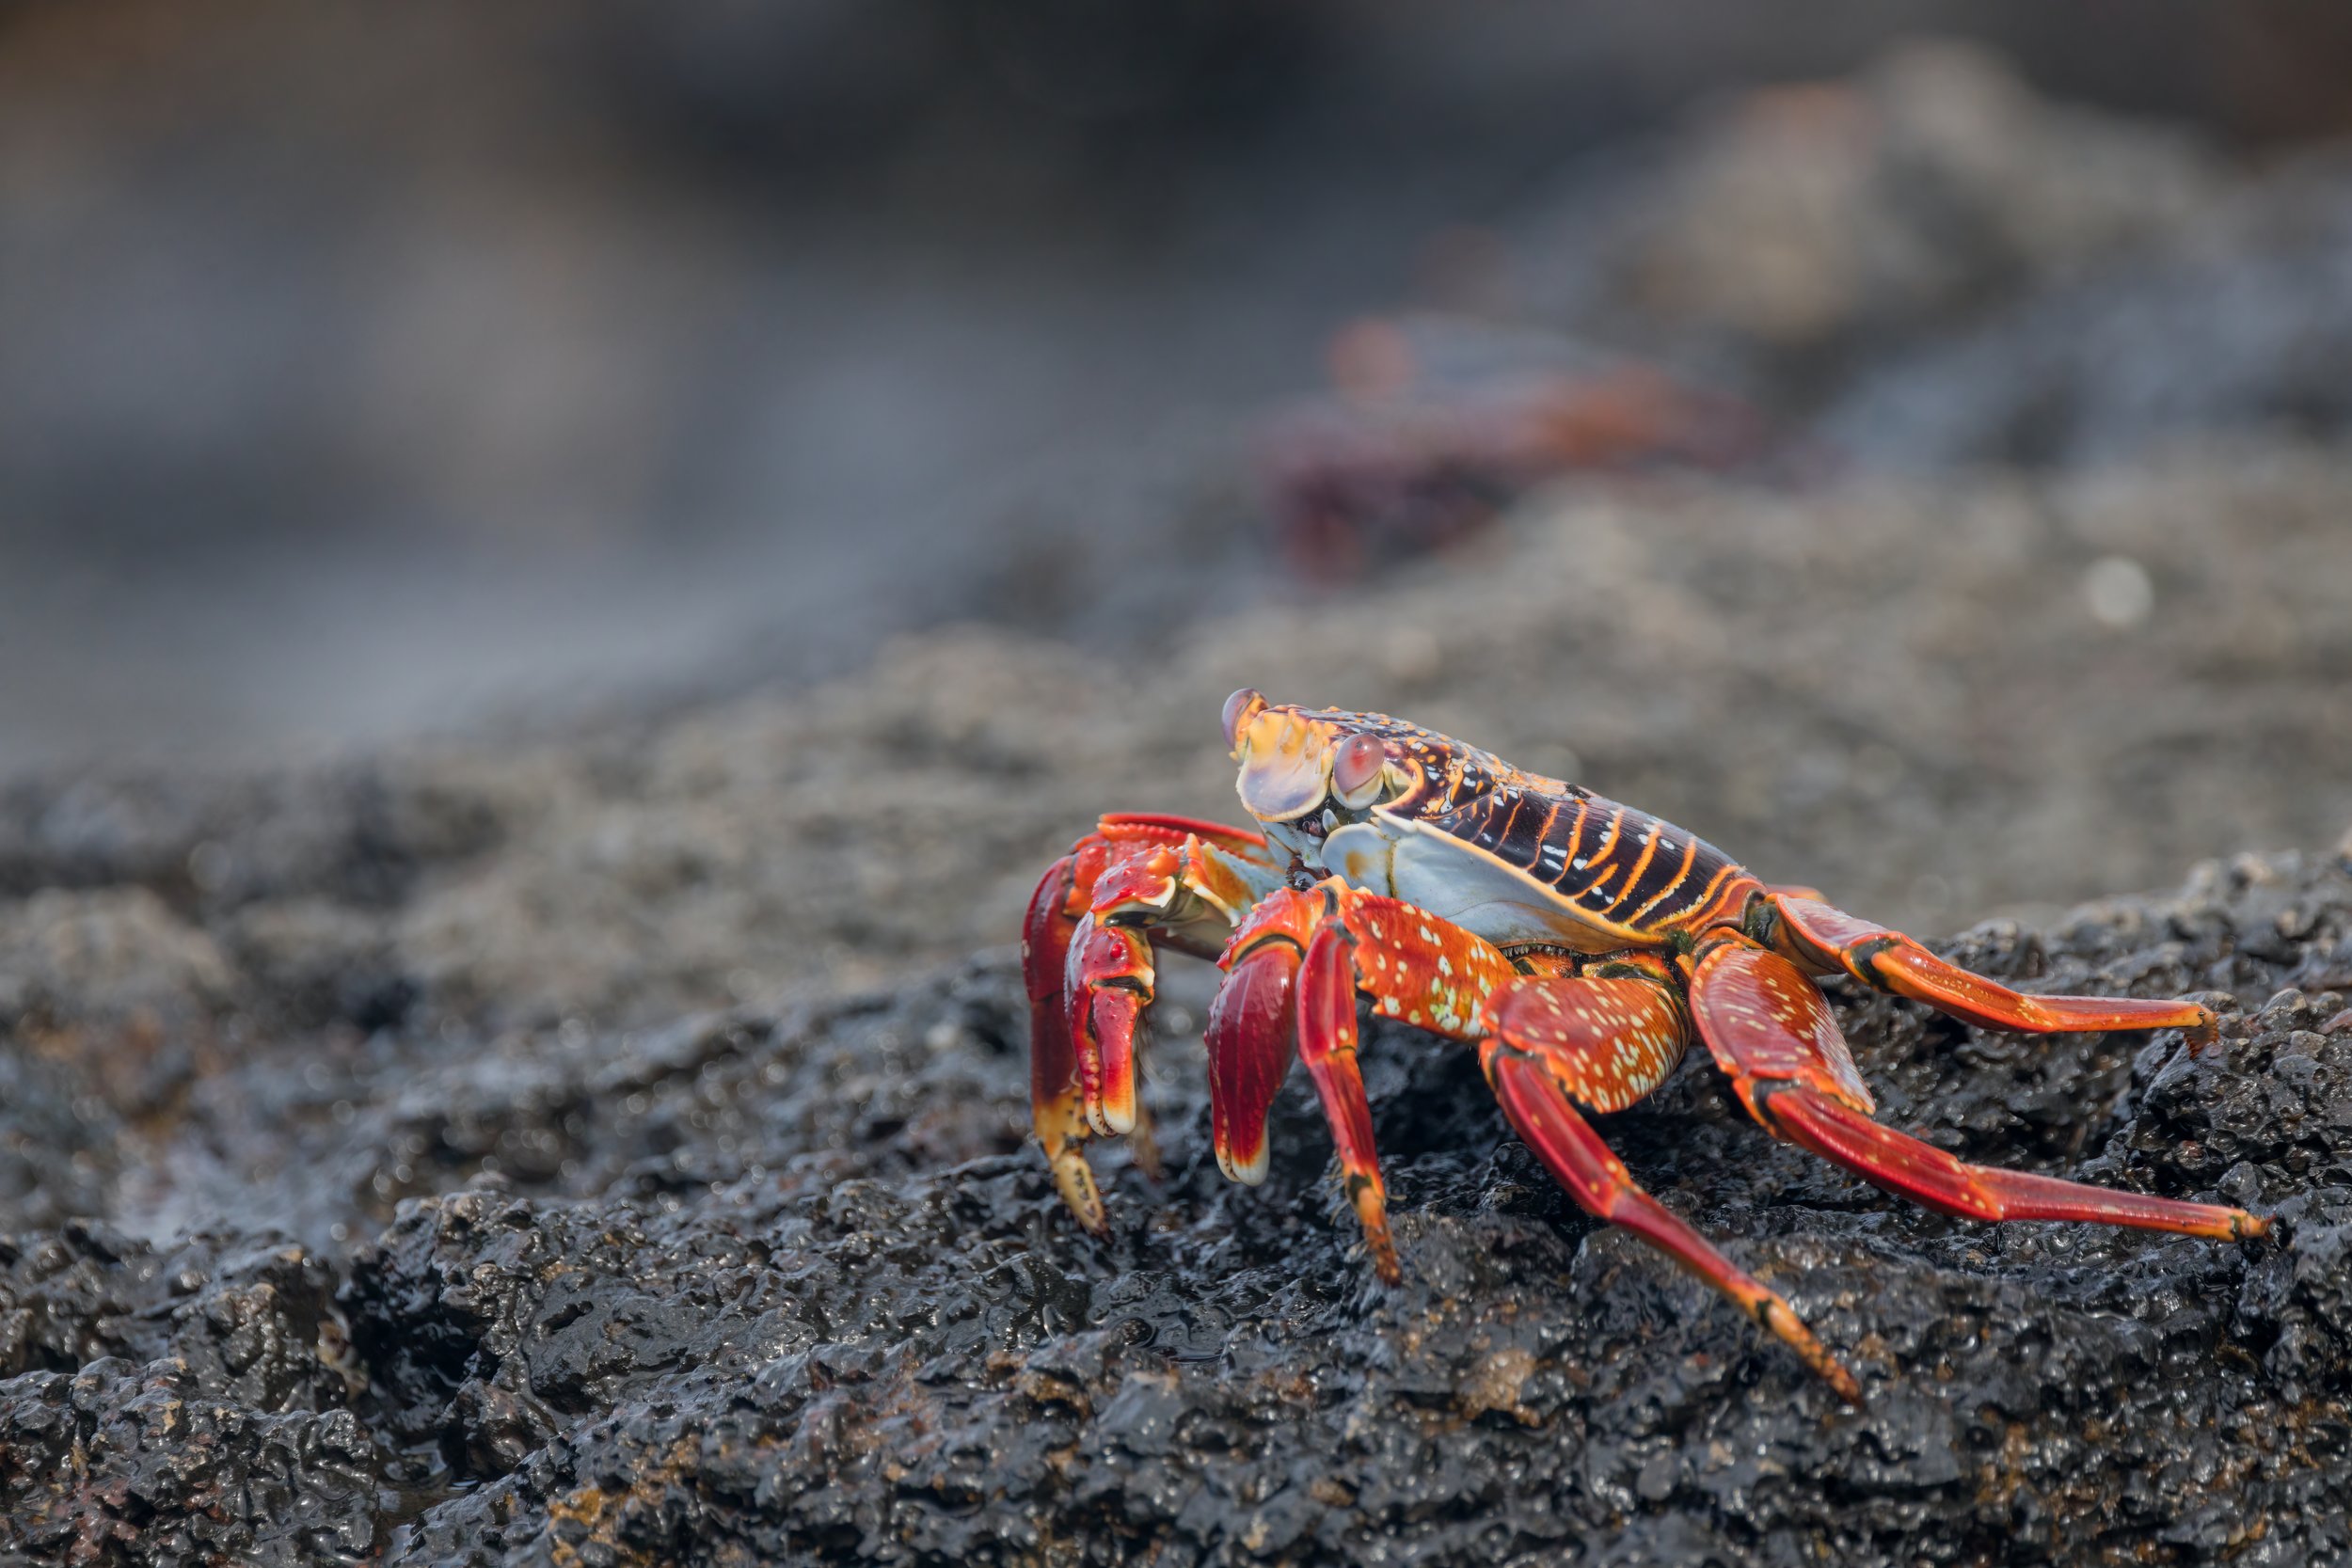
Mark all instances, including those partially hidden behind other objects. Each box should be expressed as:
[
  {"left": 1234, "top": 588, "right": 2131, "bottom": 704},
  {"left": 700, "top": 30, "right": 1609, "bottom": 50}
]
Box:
[
  {"left": 1331, "top": 732, "right": 1387, "bottom": 806},
  {"left": 1221, "top": 688, "right": 1265, "bottom": 752}
]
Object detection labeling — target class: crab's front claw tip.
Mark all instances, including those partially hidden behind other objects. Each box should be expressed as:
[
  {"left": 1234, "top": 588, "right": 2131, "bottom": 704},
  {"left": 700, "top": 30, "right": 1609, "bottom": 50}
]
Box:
[
  {"left": 1087, "top": 1078, "right": 1137, "bottom": 1138},
  {"left": 1215, "top": 1135, "right": 1271, "bottom": 1187},
  {"left": 2233, "top": 1209, "right": 2272, "bottom": 1241}
]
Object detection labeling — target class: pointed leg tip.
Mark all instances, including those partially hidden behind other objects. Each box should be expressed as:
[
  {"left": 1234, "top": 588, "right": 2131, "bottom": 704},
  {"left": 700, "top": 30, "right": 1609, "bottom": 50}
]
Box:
[
  {"left": 1754, "top": 1297, "right": 1863, "bottom": 1406},
  {"left": 2233, "top": 1210, "right": 2272, "bottom": 1241},
  {"left": 1345, "top": 1178, "right": 1398, "bottom": 1283},
  {"left": 1048, "top": 1153, "right": 1109, "bottom": 1236}
]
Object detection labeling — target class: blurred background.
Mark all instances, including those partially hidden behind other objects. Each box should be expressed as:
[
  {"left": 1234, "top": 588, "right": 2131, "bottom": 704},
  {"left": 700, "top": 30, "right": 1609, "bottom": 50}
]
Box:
[
  {"left": 5, "top": 0, "right": 2352, "bottom": 1041},
  {"left": 8, "top": 0, "right": 2352, "bottom": 767}
]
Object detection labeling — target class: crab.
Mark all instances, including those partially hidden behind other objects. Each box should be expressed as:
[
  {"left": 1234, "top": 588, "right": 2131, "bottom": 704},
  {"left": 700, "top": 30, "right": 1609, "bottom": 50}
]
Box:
[{"left": 1022, "top": 691, "right": 2267, "bottom": 1402}]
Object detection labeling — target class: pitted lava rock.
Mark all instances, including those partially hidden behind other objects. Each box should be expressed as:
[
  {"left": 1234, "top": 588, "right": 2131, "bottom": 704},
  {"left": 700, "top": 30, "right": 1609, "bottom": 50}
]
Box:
[{"left": 0, "top": 843, "right": 2344, "bottom": 1563}]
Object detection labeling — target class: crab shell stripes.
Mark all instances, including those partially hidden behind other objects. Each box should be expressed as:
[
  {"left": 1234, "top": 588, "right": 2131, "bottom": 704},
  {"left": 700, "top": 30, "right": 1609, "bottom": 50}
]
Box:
[{"left": 1325, "top": 813, "right": 1756, "bottom": 957}]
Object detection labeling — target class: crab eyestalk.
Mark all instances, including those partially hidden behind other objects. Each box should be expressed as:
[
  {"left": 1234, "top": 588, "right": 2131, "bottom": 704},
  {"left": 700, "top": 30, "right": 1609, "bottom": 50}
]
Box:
[{"left": 1222, "top": 687, "right": 1268, "bottom": 754}]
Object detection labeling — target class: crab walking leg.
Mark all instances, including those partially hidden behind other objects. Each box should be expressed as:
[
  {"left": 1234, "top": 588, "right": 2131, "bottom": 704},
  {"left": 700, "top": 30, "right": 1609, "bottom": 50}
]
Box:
[
  {"left": 1687, "top": 933, "right": 2268, "bottom": 1241},
  {"left": 1297, "top": 924, "right": 1401, "bottom": 1281},
  {"left": 1479, "top": 1033, "right": 1864, "bottom": 1404},
  {"left": 1768, "top": 893, "right": 2218, "bottom": 1053},
  {"left": 1484, "top": 962, "right": 1692, "bottom": 1112},
  {"left": 1025, "top": 814, "right": 1281, "bottom": 1231},
  {"left": 1221, "top": 881, "right": 1520, "bottom": 1277},
  {"left": 1229, "top": 883, "right": 1866, "bottom": 1396}
]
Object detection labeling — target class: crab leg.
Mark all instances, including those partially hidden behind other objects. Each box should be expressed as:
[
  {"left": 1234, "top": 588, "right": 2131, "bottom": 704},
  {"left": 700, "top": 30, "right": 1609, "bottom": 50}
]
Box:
[
  {"left": 1024, "top": 814, "right": 1280, "bottom": 1232},
  {"left": 1241, "top": 881, "right": 1862, "bottom": 1394},
  {"left": 1476, "top": 964, "right": 1860, "bottom": 1401},
  {"left": 1480, "top": 1033, "right": 1864, "bottom": 1404},
  {"left": 1686, "top": 931, "right": 2267, "bottom": 1241},
  {"left": 1297, "top": 922, "right": 1400, "bottom": 1279},
  {"left": 1220, "top": 880, "right": 1520, "bottom": 1280},
  {"left": 1767, "top": 893, "right": 2217, "bottom": 1052}
]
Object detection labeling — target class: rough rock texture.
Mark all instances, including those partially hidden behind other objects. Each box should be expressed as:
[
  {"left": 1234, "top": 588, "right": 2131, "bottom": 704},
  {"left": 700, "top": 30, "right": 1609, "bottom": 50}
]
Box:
[
  {"left": 1602, "top": 40, "right": 2227, "bottom": 356},
  {"left": 2, "top": 837, "right": 2349, "bottom": 1564},
  {"left": 4, "top": 445, "right": 2351, "bottom": 1053},
  {"left": 1819, "top": 153, "right": 2352, "bottom": 467}
]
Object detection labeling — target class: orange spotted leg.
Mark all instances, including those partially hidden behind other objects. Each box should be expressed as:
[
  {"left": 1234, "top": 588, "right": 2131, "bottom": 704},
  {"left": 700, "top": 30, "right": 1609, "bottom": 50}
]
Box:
[
  {"left": 1481, "top": 1032, "right": 1864, "bottom": 1403},
  {"left": 1686, "top": 932, "right": 2267, "bottom": 1241},
  {"left": 1479, "top": 968, "right": 1865, "bottom": 1402},
  {"left": 1231, "top": 882, "right": 1866, "bottom": 1399},
  {"left": 1769, "top": 893, "right": 2218, "bottom": 1053}
]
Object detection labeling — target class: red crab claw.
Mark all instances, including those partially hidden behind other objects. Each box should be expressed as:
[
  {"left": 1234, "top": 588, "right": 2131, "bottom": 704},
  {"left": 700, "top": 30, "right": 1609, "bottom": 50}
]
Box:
[
  {"left": 1065, "top": 912, "right": 1152, "bottom": 1137},
  {"left": 1024, "top": 854, "right": 1104, "bottom": 1233},
  {"left": 1204, "top": 938, "right": 1298, "bottom": 1187}
]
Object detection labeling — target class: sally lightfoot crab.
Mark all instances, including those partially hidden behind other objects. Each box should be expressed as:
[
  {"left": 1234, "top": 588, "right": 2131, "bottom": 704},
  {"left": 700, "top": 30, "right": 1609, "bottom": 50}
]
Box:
[{"left": 1023, "top": 691, "right": 2268, "bottom": 1402}]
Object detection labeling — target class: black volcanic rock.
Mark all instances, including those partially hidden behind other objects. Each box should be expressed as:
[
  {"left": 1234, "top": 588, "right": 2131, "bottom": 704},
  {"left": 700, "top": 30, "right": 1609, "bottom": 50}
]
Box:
[{"left": 1, "top": 841, "right": 2347, "bottom": 1564}]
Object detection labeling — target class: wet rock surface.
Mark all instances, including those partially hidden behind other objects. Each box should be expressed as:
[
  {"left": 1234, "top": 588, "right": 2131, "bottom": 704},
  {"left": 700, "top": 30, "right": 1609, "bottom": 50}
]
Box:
[{"left": 2, "top": 838, "right": 2350, "bottom": 1563}]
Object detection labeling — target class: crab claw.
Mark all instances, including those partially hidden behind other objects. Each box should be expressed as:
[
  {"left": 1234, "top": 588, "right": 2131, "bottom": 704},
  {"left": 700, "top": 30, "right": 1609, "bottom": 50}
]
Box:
[
  {"left": 1024, "top": 856, "right": 1104, "bottom": 1233},
  {"left": 1205, "top": 940, "right": 1299, "bottom": 1185},
  {"left": 1065, "top": 912, "right": 1152, "bottom": 1136}
]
